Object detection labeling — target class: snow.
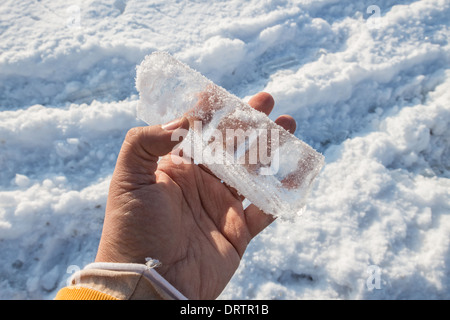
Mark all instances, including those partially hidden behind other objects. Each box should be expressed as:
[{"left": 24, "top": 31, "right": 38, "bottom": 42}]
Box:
[{"left": 0, "top": 0, "right": 449, "bottom": 300}]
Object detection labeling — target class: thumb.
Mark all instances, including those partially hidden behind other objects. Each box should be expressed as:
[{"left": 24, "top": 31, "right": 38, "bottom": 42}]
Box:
[{"left": 115, "top": 117, "right": 190, "bottom": 178}]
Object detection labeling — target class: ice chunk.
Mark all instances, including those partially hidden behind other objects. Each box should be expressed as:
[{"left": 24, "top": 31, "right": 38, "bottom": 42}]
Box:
[{"left": 136, "top": 51, "right": 324, "bottom": 220}]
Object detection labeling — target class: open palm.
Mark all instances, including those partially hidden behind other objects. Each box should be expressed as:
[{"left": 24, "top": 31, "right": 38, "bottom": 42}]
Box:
[{"left": 95, "top": 92, "right": 296, "bottom": 299}]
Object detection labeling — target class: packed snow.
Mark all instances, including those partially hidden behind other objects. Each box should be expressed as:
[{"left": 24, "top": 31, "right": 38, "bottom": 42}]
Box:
[{"left": 0, "top": 0, "right": 449, "bottom": 300}]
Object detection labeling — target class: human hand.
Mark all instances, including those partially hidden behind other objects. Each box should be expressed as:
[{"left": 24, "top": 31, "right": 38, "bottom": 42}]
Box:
[{"left": 95, "top": 92, "right": 297, "bottom": 299}]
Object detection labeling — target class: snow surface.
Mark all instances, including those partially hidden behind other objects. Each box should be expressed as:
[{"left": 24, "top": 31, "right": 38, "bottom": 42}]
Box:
[{"left": 0, "top": 0, "right": 449, "bottom": 300}]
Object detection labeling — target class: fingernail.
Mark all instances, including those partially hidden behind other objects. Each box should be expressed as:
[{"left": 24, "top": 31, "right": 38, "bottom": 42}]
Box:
[{"left": 162, "top": 118, "right": 183, "bottom": 131}]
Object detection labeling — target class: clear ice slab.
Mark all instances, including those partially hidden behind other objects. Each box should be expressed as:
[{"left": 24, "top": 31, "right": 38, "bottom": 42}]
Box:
[{"left": 136, "top": 51, "right": 324, "bottom": 220}]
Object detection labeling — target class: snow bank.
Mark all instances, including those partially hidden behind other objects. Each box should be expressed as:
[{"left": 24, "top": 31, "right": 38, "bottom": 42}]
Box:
[{"left": 0, "top": 0, "right": 449, "bottom": 299}]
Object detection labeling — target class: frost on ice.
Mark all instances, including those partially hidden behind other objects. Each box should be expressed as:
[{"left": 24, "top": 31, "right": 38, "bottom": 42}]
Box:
[{"left": 136, "top": 51, "right": 324, "bottom": 220}]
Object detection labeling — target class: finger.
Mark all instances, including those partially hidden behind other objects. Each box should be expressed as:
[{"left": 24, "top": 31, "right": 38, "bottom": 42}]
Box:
[
  {"left": 245, "top": 204, "right": 277, "bottom": 239},
  {"left": 224, "top": 183, "right": 245, "bottom": 202},
  {"left": 195, "top": 92, "right": 275, "bottom": 201},
  {"left": 275, "top": 114, "right": 297, "bottom": 134},
  {"left": 116, "top": 117, "right": 190, "bottom": 178},
  {"left": 247, "top": 92, "right": 275, "bottom": 115},
  {"left": 242, "top": 111, "right": 296, "bottom": 237},
  {"left": 219, "top": 93, "right": 275, "bottom": 202}
]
